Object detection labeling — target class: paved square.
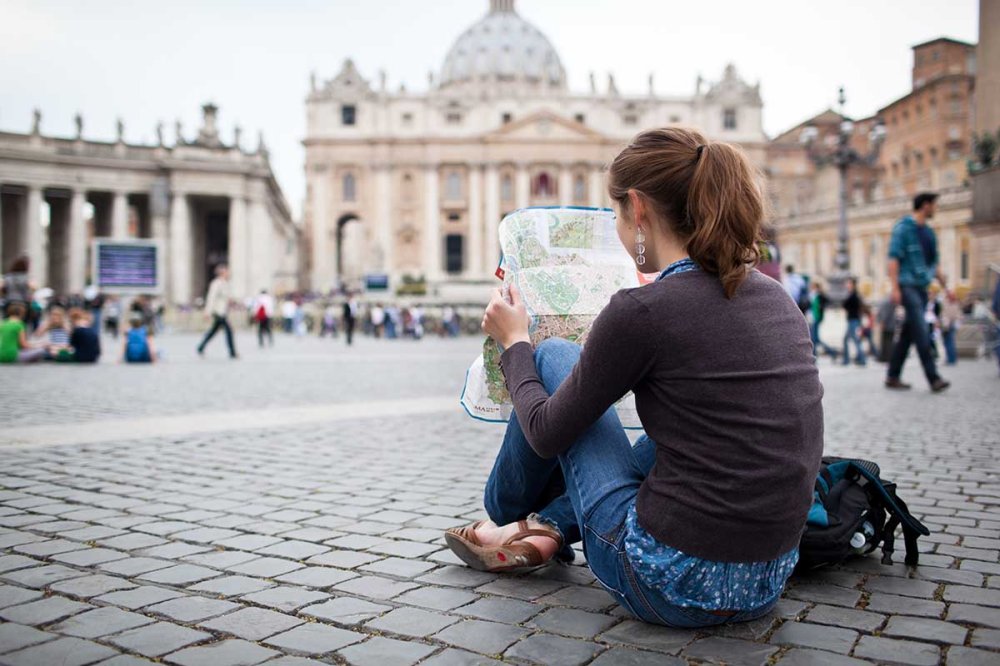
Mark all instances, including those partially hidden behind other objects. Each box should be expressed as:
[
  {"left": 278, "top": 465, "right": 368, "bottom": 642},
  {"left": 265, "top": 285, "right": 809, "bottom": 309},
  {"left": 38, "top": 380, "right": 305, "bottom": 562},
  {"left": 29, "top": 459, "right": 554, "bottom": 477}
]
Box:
[{"left": 1, "top": 332, "right": 998, "bottom": 664}]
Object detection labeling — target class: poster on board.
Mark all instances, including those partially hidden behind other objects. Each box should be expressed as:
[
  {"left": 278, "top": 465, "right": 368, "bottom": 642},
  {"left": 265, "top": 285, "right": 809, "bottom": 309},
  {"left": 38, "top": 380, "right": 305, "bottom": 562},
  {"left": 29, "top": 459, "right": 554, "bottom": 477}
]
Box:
[{"left": 91, "top": 239, "right": 163, "bottom": 294}]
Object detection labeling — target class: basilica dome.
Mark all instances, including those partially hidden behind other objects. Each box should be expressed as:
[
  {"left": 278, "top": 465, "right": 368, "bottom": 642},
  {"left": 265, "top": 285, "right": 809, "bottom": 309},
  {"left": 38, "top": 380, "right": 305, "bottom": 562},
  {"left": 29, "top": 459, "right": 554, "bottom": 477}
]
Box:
[{"left": 439, "top": 0, "right": 567, "bottom": 92}]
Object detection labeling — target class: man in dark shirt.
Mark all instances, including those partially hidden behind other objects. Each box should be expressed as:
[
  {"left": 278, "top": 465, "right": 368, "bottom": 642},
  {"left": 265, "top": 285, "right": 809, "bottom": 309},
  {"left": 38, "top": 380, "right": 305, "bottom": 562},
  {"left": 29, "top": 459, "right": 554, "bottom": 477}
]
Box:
[
  {"left": 842, "top": 278, "right": 866, "bottom": 366},
  {"left": 69, "top": 309, "right": 101, "bottom": 363}
]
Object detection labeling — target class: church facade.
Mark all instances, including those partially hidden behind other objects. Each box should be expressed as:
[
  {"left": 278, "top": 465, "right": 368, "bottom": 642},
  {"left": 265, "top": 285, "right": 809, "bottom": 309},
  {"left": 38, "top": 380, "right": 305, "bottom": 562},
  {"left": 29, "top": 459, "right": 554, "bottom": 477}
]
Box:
[{"left": 304, "top": 0, "right": 767, "bottom": 297}]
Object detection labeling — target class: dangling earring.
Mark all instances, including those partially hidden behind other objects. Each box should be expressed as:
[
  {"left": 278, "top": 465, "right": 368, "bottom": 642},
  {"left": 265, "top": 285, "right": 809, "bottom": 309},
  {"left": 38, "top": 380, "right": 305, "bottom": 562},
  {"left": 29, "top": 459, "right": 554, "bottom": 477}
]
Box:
[{"left": 635, "top": 228, "right": 646, "bottom": 266}]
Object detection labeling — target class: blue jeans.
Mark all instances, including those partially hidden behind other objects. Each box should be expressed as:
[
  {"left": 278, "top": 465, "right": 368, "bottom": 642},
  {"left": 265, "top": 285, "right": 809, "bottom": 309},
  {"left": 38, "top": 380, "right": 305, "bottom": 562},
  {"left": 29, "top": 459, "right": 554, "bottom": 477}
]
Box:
[
  {"left": 941, "top": 326, "right": 957, "bottom": 365},
  {"left": 810, "top": 320, "right": 835, "bottom": 357},
  {"left": 887, "top": 286, "right": 940, "bottom": 384},
  {"left": 842, "top": 318, "right": 867, "bottom": 365},
  {"left": 483, "top": 338, "right": 777, "bottom": 628}
]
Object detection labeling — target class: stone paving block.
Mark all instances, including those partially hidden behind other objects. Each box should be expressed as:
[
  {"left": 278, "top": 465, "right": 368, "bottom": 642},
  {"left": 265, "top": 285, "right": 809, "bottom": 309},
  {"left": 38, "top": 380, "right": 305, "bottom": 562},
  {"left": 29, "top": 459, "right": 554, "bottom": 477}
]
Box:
[
  {"left": 332, "top": 574, "right": 419, "bottom": 600},
  {"left": 883, "top": 615, "right": 969, "bottom": 645},
  {"left": 51, "top": 548, "right": 128, "bottom": 567},
  {"left": 98, "top": 557, "right": 174, "bottom": 577},
  {"left": 13, "top": 538, "right": 89, "bottom": 557},
  {"left": 681, "top": 636, "right": 778, "bottom": 666},
  {"left": 505, "top": 634, "right": 604, "bottom": 666},
  {"left": 0, "top": 596, "right": 93, "bottom": 625},
  {"left": 432, "top": 619, "right": 531, "bottom": 655},
  {"left": 50, "top": 606, "right": 155, "bottom": 638},
  {"left": 188, "top": 575, "right": 273, "bottom": 597},
  {"left": 325, "top": 535, "right": 389, "bottom": 551},
  {"left": 275, "top": 527, "right": 338, "bottom": 543},
  {"left": 866, "top": 592, "right": 945, "bottom": 618},
  {"left": 225, "top": 557, "right": 303, "bottom": 578},
  {"left": 50, "top": 574, "right": 137, "bottom": 598},
  {"left": 162, "top": 638, "right": 278, "bottom": 666},
  {"left": 181, "top": 551, "right": 258, "bottom": 569},
  {"left": 132, "top": 521, "right": 200, "bottom": 537},
  {"left": 970, "top": 628, "right": 1000, "bottom": 650},
  {"left": 107, "top": 621, "right": 211, "bottom": 658},
  {"left": 240, "top": 585, "right": 329, "bottom": 612},
  {"left": 146, "top": 596, "right": 240, "bottom": 622},
  {"left": 139, "top": 543, "right": 211, "bottom": 560},
  {"left": 474, "top": 576, "right": 566, "bottom": 601},
  {"left": 336, "top": 636, "right": 436, "bottom": 666},
  {"left": 852, "top": 635, "right": 940, "bottom": 665},
  {"left": 785, "top": 583, "right": 861, "bottom": 608},
  {"left": 536, "top": 585, "right": 616, "bottom": 611},
  {"left": 946, "top": 646, "right": 1000, "bottom": 666},
  {"left": 305, "top": 551, "right": 382, "bottom": 569},
  {"left": 365, "top": 607, "right": 460, "bottom": 638},
  {"left": 804, "top": 603, "right": 886, "bottom": 632},
  {"left": 300, "top": 597, "right": 391, "bottom": 626},
  {"left": 95, "top": 585, "right": 185, "bottom": 609},
  {"left": 0, "top": 623, "right": 55, "bottom": 654},
  {"left": 255, "top": 540, "right": 329, "bottom": 560},
  {"left": 769, "top": 622, "right": 858, "bottom": 654},
  {"left": 359, "top": 557, "right": 436, "bottom": 578},
  {"left": 528, "top": 606, "right": 619, "bottom": 639},
  {"left": 0, "top": 636, "right": 118, "bottom": 666},
  {"left": 943, "top": 585, "right": 1000, "bottom": 607},
  {"left": 366, "top": 540, "right": 440, "bottom": 558},
  {"left": 417, "top": 566, "right": 496, "bottom": 589},
  {"left": 0, "top": 555, "right": 40, "bottom": 574},
  {"left": 776, "top": 648, "right": 872, "bottom": 665},
  {"left": 393, "top": 586, "right": 478, "bottom": 611},
  {"left": 94, "top": 656, "right": 158, "bottom": 666},
  {"left": 138, "top": 564, "right": 220, "bottom": 585},
  {"left": 199, "top": 607, "right": 303, "bottom": 641},
  {"left": 213, "top": 535, "right": 284, "bottom": 551},
  {"left": 419, "top": 648, "right": 505, "bottom": 666},
  {"left": 97, "top": 533, "right": 168, "bottom": 551},
  {"left": 865, "top": 576, "right": 940, "bottom": 598},
  {"left": 32, "top": 520, "right": 89, "bottom": 533},
  {"left": 1, "top": 564, "right": 86, "bottom": 588},
  {"left": 0, "top": 534, "right": 46, "bottom": 551},
  {"left": 273, "top": 566, "right": 356, "bottom": 588},
  {"left": 263, "top": 623, "right": 365, "bottom": 654},
  {"left": 597, "top": 620, "right": 696, "bottom": 654},
  {"left": 456, "top": 597, "right": 540, "bottom": 624},
  {"left": 0, "top": 584, "right": 43, "bottom": 609},
  {"left": 57, "top": 526, "right": 127, "bottom": 542}
]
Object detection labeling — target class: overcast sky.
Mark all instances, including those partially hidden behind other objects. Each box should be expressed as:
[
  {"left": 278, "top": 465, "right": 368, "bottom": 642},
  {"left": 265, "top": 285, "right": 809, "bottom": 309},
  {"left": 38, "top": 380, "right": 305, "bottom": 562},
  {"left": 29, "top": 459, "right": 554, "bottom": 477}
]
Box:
[{"left": 0, "top": 0, "right": 979, "bottom": 218}]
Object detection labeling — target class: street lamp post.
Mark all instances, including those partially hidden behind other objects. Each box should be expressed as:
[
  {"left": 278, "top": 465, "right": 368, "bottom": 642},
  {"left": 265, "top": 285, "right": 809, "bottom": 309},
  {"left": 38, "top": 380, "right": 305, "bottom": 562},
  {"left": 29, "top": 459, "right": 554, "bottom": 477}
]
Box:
[{"left": 802, "top": 87, "right": 886, "bottom": 303}]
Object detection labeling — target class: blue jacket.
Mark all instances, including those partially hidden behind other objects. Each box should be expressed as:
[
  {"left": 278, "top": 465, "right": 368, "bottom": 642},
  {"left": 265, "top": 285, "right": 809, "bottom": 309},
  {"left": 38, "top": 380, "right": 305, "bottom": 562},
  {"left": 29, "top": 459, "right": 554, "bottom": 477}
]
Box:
[{"left": 888, "top": 215, "right": 937, "bottom": 288}]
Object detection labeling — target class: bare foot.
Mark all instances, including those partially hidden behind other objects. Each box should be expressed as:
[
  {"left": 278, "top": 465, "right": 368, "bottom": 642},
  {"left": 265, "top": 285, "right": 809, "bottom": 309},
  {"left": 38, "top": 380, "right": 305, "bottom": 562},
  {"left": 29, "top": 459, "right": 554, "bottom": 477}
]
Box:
[{"left": 474, "top": 519, "right": 560, "bottom": 562}]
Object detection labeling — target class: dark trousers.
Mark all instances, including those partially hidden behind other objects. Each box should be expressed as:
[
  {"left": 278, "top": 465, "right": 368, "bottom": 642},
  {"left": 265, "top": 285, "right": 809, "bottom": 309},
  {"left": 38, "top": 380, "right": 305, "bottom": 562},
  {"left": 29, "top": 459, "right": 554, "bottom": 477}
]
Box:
[
  {"left": 257, "top": 317, "right": 273, "bottom": 348},
  {"left": 345, "top": 320, "right": 355, "bottom": 346},
  {"left": 887, "top": 286, "right": 939, "bottom": 384},
  {"left": 199, "top": 314, "right": 237, "bottom": 357}
]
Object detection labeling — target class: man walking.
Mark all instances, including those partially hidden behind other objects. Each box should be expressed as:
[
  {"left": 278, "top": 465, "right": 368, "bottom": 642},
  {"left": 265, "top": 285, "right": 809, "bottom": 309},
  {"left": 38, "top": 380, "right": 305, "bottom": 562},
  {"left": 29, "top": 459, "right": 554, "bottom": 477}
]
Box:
[
  {"left": 197, "top": 264, "right": 238, "bottom": 359},
  {"left": 342, "top": 294, "right": 357, "bottom": 346},
  {"left": 885, "top": 192, "right": 949, "bottom": 392},
  {"left": 252, "top": 289, "right": 275, "bottom": 348}
]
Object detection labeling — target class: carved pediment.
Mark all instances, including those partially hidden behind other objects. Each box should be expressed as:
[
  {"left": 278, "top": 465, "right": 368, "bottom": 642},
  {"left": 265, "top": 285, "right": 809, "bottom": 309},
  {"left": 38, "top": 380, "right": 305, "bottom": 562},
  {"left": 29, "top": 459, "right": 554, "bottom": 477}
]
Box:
[{"left": 486, "top": 111, "right": 605, "bottom": 142}]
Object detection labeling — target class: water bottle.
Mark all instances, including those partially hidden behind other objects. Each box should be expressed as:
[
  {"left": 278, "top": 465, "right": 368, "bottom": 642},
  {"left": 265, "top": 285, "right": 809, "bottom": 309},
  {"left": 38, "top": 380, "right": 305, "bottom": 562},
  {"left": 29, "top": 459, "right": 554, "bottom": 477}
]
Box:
[{"left": 851, "top": 521, "right": 875, "bottom": 554}]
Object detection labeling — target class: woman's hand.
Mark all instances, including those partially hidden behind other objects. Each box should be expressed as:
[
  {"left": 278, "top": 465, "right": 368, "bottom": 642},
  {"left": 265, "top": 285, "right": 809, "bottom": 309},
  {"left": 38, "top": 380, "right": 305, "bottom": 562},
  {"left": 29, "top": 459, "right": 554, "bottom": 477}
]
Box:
[{"left": 482, "top": 283, "right": 531, "bottom": 349}]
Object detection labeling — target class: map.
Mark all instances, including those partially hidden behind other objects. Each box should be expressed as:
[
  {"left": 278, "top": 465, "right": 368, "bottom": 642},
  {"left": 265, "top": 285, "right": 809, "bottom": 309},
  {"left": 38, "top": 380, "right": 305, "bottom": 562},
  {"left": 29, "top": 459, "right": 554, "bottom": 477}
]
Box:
[{"left": 460, "top": 207, "right": 643, "bottom": 427}]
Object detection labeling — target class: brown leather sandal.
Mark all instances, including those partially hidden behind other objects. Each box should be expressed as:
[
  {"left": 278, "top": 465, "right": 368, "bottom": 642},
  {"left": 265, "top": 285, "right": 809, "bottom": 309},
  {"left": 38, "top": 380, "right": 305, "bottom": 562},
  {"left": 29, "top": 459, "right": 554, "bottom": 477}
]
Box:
[{"left": 444, "top": 519, "right": 563, "bottom": 573}]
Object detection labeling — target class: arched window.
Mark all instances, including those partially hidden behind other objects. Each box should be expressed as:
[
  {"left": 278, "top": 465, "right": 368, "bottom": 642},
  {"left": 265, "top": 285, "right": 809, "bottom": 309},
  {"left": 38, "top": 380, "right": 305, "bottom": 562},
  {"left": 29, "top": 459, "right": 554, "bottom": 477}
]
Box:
[
  {"left": 532, "top": 172, "right": 554, "bottom": 198},
  {"left": 343, "top": 173, "right": 356, "bottom": 202},
  {"left": 446, "top": 172, "right": 462, "bottom": 200},
  {"left": 500, "top": 174, "right": 513, "bottom": 201}
]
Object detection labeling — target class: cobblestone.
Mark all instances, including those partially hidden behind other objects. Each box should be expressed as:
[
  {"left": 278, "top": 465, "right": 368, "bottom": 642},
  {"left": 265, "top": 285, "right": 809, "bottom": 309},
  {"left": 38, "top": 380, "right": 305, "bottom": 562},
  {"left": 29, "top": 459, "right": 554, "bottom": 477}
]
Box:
[{"left": 1, "top": 335, "right": 998, "bottom": 664}]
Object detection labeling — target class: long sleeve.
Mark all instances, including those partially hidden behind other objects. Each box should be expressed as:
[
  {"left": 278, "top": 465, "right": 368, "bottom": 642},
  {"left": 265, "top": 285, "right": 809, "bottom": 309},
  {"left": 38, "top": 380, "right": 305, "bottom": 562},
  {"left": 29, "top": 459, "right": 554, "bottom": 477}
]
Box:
[
  {"left": 499, "top": 290, "right": 658, "bottom": 459},
  {"left": 205, "top": 280, "right": 218, "bottom": 312}
]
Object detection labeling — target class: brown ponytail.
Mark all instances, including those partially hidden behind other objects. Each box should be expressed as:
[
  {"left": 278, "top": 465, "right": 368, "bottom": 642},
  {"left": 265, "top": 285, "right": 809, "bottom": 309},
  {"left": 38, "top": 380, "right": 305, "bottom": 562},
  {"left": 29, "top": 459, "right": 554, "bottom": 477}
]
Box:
[{"left": 608, "top": 127, "right": 764, "bottom": 298}]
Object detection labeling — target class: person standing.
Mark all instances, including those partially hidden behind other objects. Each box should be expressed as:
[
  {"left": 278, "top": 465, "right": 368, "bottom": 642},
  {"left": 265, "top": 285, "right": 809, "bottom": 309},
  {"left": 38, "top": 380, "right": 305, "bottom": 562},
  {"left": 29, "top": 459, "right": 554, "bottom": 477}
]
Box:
[
  {"left": 252, "top": 289, "right": 275, "bottom": 348},
  {"left": 808, "top": 282, "right": 836, "bottom": 359},
  {"left": 370, "top": 303, "right": 386, "bottom": 339},
  {"left": 342, "top": 295, "right": 357, "bottom": 346},
  {"left": 842, "top": 278, "right": 866, "bottom": 366},
  {"left": 197, "top": 264, "right": 238, "bottom": 359},
  {"left": 885, "top": 193, "right": 949, "bottom": 392},
  {"left": 939, "top": 291, "right": 962, "bottom": 366},
  {"left": 782, "top": 264, "right": 808, "bottom": 312}
]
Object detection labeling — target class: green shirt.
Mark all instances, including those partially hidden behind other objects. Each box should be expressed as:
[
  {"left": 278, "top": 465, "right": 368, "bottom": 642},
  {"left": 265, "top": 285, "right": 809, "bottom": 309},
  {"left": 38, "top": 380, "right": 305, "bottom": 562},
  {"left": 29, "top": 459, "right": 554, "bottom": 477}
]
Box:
[{"left": 0, "top": 319, "right": 25, "bottom": 363}]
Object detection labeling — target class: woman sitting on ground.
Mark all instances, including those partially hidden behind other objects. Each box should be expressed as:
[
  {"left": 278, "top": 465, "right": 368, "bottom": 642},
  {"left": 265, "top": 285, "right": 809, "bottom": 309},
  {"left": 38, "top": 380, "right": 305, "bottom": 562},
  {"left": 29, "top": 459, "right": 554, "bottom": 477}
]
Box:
[{"left": 445, "top": 127, "right": 824, "bottom": 628}]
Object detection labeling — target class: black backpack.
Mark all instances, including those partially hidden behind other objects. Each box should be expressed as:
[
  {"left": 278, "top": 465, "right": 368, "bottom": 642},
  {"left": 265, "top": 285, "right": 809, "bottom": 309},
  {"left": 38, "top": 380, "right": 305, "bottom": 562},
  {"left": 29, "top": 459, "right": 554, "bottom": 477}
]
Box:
[{"left": 798, "top": 457, "right": 929, "bottom": 570}]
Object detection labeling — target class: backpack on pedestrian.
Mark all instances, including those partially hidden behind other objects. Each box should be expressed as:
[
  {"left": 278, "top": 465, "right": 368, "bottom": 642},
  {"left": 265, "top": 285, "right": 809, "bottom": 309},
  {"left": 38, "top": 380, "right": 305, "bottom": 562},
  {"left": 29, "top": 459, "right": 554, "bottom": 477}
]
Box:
[{"left": 798, "top": 457, "right": 929, "bottom": 570}]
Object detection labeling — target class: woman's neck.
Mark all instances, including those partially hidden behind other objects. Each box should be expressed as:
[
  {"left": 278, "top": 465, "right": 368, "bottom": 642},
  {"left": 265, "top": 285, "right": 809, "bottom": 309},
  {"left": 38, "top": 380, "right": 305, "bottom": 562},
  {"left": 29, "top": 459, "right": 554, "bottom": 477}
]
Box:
[{"left": 651, "top": 240, "right": 689, "bottom": 273}]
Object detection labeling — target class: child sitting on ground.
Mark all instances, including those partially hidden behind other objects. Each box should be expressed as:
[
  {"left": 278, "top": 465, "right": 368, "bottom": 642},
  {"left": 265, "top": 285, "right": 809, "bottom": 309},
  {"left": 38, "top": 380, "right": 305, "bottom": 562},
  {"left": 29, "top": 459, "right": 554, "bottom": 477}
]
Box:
[
  {"left": 35, "top": 306, "right": 72, "bottom": 360},
  {"left": 122, "top": 313, "right": 158, "bottom": 364},
  {"left": 0, "top": 302, "right": 46, "bottom": 363},
  {"left": 68, "top": 308, "right": 101, "bottom": 364}
]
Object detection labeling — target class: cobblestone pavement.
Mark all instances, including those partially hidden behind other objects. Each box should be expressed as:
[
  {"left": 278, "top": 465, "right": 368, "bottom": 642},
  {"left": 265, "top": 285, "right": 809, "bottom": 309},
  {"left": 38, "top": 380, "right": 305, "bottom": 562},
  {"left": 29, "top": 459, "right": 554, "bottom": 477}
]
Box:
[{"left": 1, "top": 332, "right": 999, "bottom": 665}]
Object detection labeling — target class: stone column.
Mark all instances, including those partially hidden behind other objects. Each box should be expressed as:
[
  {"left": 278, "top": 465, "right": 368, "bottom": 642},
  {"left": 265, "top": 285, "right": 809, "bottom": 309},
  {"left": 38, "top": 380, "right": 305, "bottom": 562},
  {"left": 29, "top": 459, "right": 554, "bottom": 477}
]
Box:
[
  {"left": 374, "top": 165, "right": 394, "bottom": 281},
  {"left": 485, "top": 164, "right": 501, "bottom": 273},
  {"left": 423, "top": 165, "right": 441, "bottom": 280},
  {"left": 228, "top": 196, "right": 248, "bottom": 300},
  {"left": 111, "top": 190, "right": 129, "bottom": 239},
  {"left": 169, "top": 192, "right": 192, "bottom": 305},
  {"left": 468, "top": 165, "right": 484, "bottom": 277},
  {"left": 515, "top": 165, "right": 530, "bottom": 209},
  {"left": 24, "top": 185, "right": 45, "bottom": 286},
  {"left": 67, "top": 190, "right": 87, "bottom": 293},
  {"left": 247, "top": 196, "right": 271, "bottom": 296},
  {"left": 558, "top": 167, "right": 573, "bottom": 206},
  {"left": 589, "top": 167, "right": 605, "bottom": 207},
  {"left": 150, "top": 179, "right": 170, "bottom": 297},
  {"left": 311, "top": 167, "right": 331, "bottom": 292}
]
